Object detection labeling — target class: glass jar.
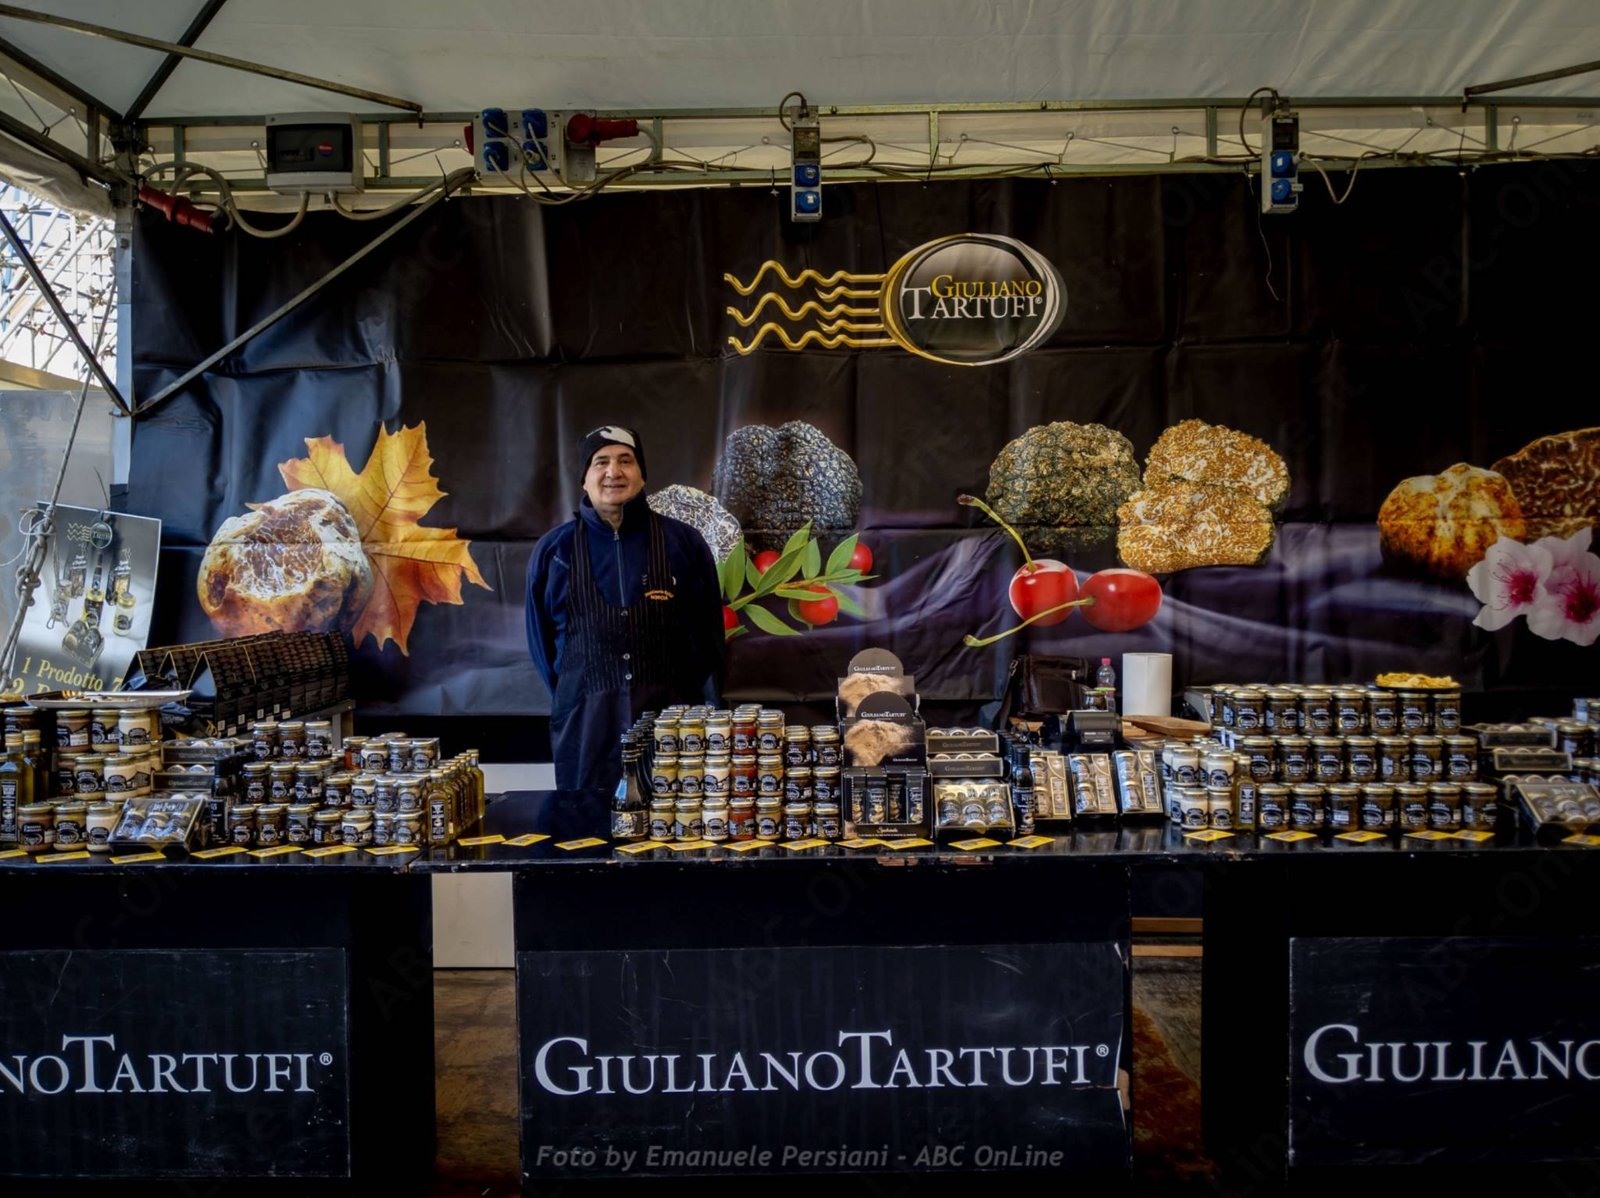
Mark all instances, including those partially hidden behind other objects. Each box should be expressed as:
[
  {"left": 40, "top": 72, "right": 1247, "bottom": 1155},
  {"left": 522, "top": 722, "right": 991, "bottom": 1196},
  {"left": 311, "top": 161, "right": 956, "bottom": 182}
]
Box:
[
  {"left": 1426, "top": 783, "right": 1462, "bottom": 830},
  {"left": 702, "top": 753, "right": 732, "bottom": 798},
  {"left": 1300, "top": 691, "right": 1334, "bottom": 734},
  {"left": 1410, "top": 736, "right": 1444, "bottom": 784},
  {"left": 732, "top": 710, "right": 758, "bottom": 753},
  {"left": 1325, "top": 784, "right": 1361, "bottom": 830},
  {"left": 303, "top": 720, "right": 334, "bottom": 760},
  {"left": 677, "top": 755, "right": 705, "bottom": 798},
  {"left": 311, "top": 810, "right": 344, "bottom": 844},
  {"left": 373, "top": 775, "right": 399, "bottom": 813},
  {"left": 1274, "top": 737, "right": 1311, "bottom": 784},
  {"left": 268, "top": 761, "right": 297, "bottom": 802},
  {"left": 277, "top": 720, "right": 305, "bottom": 760},
  {"left": 1367, "top": 688, "right": 1399, "bottom": 733},
  {"left": 1172, "top": 787, "right": 1208, "bottom": 829},
  {"left": 1345, "top": 736, "right": 1378, "bottom": 783},
  {"left": 1240, "top": 736, "right": 1277, "bottom": 782},
  {"left": 103, "top": 753, "right": 138, "bottom": 796},
  {"left": 782, "top": 801, "right": 812, "bottom": 841},
  {"left": 1377, "top": 736, "right": 1411, "bottom": 782},
  {"left": 704, "top": 716, "right": 732, "bottom": 755},
  {"left": 341, "top": 735, "right": 368, "bottom": 772},
  {"left": 18, "top": 803, "right": 55, "bottom": 852},
  {"left": 812, "top": 726, "right": 841, "bottom": 767},
  {"left": 814, "top": 765, "right": 841, "bottom": 804},
  {"left": 1359, "top": 784, "right": 1396, "bottom": 831},
  {"left": 359, "top": 741, "right": 390, "bottom": 774},
  {"left": 1256, "top": 784, "right": 1291, "bottom": 830},
  {"left": 1394, "top": 783, "right": 1429, "bottom": 830},
  {"left": 51, "top": 800, "right": 87, "bottom": 849},
  {"left": 386, "top": 738, "right": 412, "bottom": 775},
  {"left": 56, "top": 708, "right": 91, "bottom": 749},
  {"left": 1396, "top": 690, "right": 1432, "bottom": 733},
  {"left": 1202, "top": 748, "right": 1235, "bottom": 790},
  {"left": 729, "top": 798, "right": 756, "bottom": 840},
  {"left": 1311, "top": 737, "right": 1345, "bottom": 783},
  {"left": 392, "top": 812, "right": 423, "bottom": 846},
  {"left": 648, "top": 797, "right": 676, "bottom": 841},
  {"left": 1232, "top": 688, "right": 1266, "bottom": 732},
  {"left": 90, "top": 707, "right": 123, "bottom": 752},
  {"left": 1444, "top": 736, "right": 1479, "bottom": 781},
  {"left": 293, "top": 761, "right": 326, "bottom": 804},
  {"left": 1333, "top": 689, "right": 1369, "bottom": 734},
  {"left": 653, "top": 718, "right": 680, "bottom": 756},
  {"left": 1170, "top": 746, "right": 1201, "bottom": 787},
  {"left": 239, "top": 761, "right": 268, "bottom": 804},
  {"left": 1557, "top": 721, "right": 1595, "bottom": 759},
  {"left": 229, "top": 804, "right": 258, "bottom": 846},
  {"left": 754, "top": 798, "right": 782, "bottom": 840},
  {"left": 701, "top": 799, "right": 730, "bottom": 842},
  {"left": 1460, "top": 782, "right": 1498, "bottom": 831},
  {"left": 649, "top": 754, "right": 680, "bottom": 795},
  {"left": 341, "top": 810, "right": 374, "bottom": 847},
  {"left": 1432, "top": 690, "right": 1463, "bottom": 734},
  {"left": 1263, "top": 690, "right": 1301, "bottom": 734},
  {"left": 673, "top": 799, "right": 704, "bottom": 843},
  {"left": 783, "top": 766, "right": 813, "bottom": 804},
  {"left": 286, "top": 803, "right": 318, "bottom": 844},
  {"left": 396, "top": 778, "right": 423, "bottom": 813},
  {"left": 756, "top": 753, "right": 784, "bottom": 796},
  {"left": 1289, "top": 784, "right": 1326, "bottom": 830},
  {"left": 783, "top": 726, "right": 812, "bottom": 768},
  {"left": 85, "top": 802, "right": 117, "bottom": 852},
  {"left": 118, "top": 707, "right": 157, "bottom": 749},
  {"left": 324, "top": 771, "right": 353, "bottom": 808},
  {"left": 677, "top": 717, "right": 706, "bottom": 756},
  {"left": 372, "top": 811, "right": 395, "bottom": 847},
  {"left": 730, "top": 754, "right": 757, "bottom": 799},
  {"left": 810, "top": 802, "right": 842, "bottom": 841},
  {"left": 256, "top": 803, "right": 287, "bottom": 846},
  {"left": 756, "top": 710, "right": 784, "bottom": 752},
  {"left": 349, "top": 773, "right": 377, "bottom": 809}
]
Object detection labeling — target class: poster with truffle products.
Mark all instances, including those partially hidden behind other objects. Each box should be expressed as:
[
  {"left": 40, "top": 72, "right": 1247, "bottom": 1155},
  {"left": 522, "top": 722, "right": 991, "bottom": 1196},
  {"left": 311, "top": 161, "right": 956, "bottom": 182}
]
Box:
[
  {"left": 124, "top": 165, "right": 1600, "bottom": 727},
  {"left": 7, "top": 504, "right": 160, "bottom": 695}
]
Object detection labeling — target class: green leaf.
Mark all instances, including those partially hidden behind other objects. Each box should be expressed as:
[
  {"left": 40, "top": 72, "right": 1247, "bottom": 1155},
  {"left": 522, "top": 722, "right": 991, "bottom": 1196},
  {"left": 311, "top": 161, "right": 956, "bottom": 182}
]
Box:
[
  {"left": 724, "top": 624, "right": 748, "bottom": 641},
  {"left": 787, "top": 599, "right": 812, "bottom": 628},
  {"left": 781, "top": 520, "right": 813, "bottom": 559},
  {"left": 744, "top": 555, "right": 762, "bottom": 589},
  {"left": 775, "top": 585, "right": 829, "bottom": 601},
  {"left": 720, "top": 539, "right": 746, "bottom": 602},
  {"left": 752, "top": 546, "right": 806, "bottom": 595},
  {"left": 833, "top": 586, "right": 867, "bottom": 619},
  {"left": 826, "top": 534, "right": 859, "bottom": 576},
  {"left": 802, "top": 539, "right": 821, "bottom": 579},
  {"left": 744, "top": 603, "right": 801, "bottom": 636}
]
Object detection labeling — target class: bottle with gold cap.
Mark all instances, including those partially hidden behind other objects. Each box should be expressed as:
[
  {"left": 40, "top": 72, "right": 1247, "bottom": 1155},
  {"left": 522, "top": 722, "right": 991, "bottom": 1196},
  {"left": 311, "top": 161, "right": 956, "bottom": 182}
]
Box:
[{"left": 1, "top": 733, "right": 34, "bottom": 844}]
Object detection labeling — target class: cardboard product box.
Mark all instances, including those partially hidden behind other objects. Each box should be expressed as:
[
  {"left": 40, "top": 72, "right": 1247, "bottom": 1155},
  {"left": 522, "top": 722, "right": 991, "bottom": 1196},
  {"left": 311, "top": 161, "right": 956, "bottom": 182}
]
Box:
[
  {"left": 927, "top": 753, "right": 1007, "bottom": 778},
  {"left": 926, "top": 727, "right": 1000, "bottom": 756},
  {"left": 930, "top": 778, "right": 1014, "bottom": 841},
  {"left": 109, "top": 795, "right": 206, "bottom": 851},
  {"left": 842, "top": 691, "right": 926, "bottom": 770},
  {"left": 836, "top": 648, "right": 919, "bottom": 722},
  {"left": 842, "top": 766, "right": 929, "bottom": 839}
]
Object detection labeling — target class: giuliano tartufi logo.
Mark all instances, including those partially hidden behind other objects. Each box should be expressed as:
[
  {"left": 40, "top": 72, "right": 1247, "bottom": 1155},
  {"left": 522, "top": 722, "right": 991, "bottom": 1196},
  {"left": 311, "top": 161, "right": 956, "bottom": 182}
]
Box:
[{"left": 724, "top": 234, "right": 1066, "bottom": 367}]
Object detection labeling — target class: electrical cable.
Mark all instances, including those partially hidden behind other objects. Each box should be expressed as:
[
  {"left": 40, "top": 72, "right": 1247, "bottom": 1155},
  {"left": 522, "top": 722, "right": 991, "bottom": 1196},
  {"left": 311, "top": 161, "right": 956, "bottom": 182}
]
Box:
[
  {"left": 777, "top": 91, "right": 810, "bottom": 132},
  {"left": 1239, "top": 87, "right": 1282, "bottom": 156}
]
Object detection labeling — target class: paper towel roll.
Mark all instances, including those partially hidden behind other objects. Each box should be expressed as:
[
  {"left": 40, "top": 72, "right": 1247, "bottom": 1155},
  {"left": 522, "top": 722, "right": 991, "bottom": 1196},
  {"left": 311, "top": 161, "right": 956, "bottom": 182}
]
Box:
[{"left": 1121, "top": 652, "right": 1173, "bottom": 718}]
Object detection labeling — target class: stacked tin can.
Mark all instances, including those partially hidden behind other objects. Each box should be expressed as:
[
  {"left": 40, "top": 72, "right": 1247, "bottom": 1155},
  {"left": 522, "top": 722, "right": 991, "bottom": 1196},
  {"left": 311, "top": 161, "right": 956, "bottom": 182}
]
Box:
[{"left": 1196, "top": 681, "right": 1491, "bottom": 834}]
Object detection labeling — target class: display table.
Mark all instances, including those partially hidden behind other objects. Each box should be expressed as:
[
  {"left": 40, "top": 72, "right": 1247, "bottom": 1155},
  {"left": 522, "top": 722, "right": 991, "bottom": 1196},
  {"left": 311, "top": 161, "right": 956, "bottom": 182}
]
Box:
[{"left": 0, "top": 849, "right": 433, "bottom": 1195}]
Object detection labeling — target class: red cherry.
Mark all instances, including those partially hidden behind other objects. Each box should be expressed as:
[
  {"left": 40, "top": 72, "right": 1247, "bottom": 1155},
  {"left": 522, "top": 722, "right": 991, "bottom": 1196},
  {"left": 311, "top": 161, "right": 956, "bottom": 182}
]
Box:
[
  {"left": 723, "top": 605, "right": 739, "bottom": 632},
  {"left": 848, "top": 542, "right": 873, "bottom": 572},
  {"left": 1008, "top": 559, "right": 1078, "bottom": 627},
  {"left": 753, "top": 550, "right": 782, "bottom": 573},
  {"left": 796, "top": 585, "right": 840, "bottom": 626},
  {"left": 1080, "top": 569, "right": 1162, "bottom": 632}
]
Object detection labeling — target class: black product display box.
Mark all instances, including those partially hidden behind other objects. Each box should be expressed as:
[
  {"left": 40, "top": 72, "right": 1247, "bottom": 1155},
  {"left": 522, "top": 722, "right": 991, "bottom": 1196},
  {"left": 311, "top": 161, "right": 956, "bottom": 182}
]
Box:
[
  {"left": 842, "top": 767, "right": 929, "bottom": 839},
  {"left": 1064, "top": 709, "right": 1121, "bottom": 753}
]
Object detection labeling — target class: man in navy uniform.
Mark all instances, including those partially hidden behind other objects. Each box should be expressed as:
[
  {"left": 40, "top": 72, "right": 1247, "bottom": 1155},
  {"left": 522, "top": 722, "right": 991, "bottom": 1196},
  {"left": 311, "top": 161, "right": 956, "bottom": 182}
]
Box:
[{"left": 526, "top": 425, "right": 725, "bottom": 793}]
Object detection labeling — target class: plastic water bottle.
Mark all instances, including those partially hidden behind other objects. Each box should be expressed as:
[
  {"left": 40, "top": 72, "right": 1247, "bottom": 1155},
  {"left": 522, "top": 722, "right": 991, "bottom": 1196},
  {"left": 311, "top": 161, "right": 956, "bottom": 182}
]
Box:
[{"left": 1095, "top": 657, "right": 1118, "bottom": 713}]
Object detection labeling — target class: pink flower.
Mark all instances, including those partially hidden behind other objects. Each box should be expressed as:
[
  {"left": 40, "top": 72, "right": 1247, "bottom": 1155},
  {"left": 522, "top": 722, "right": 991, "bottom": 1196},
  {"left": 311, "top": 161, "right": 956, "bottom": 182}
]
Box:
[
  {"left": 1528, "top": 549, "right": 1600, "bottom": 646},
  {"left": 1467, "top": 536, "right": 1553, "bottom": 631},
  {"left": 1535, "top": 527, "right": 1594, "bottom": 573}
]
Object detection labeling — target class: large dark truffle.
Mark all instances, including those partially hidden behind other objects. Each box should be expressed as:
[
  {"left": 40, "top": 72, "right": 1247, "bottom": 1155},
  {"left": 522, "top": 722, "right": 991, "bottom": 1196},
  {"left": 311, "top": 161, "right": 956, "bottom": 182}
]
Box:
[
  {"left": 985, "top": 421, "right": 1141, "bottom": 554},
  {"left": 712, "top": 420, "right": 862, "bottom": 552}
]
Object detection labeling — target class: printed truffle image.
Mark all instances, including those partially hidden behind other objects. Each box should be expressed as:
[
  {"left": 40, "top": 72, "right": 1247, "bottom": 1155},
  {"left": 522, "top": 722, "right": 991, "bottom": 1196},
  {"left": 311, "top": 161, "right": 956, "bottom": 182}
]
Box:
[
  {"left": 197, "top": 488, "right": 373, "bottom": 637},
  {"left": 1378, "top": 463, "right": 1527, "bottom": 579},
  {"left": 1491, "top": 427, "right": 1600, "bottom": 541},
  {"left": 1142, "top": 419, "right": 1290, "bottom": 509},
  {"left": 648, "top": 484, "right": 743, "bottom": 562},
  {"left": 712, "top": 420, "right": 862, "bottom": 552},
  {"left": 1116, "top": 483, "right": 1276, "bottom": 574},
  {"left": 838, "top": 673, "right": 915, "bottom": 718},
  {"left": 984, "top": 421, "right": 1141, "bottom": 553},
  {"left": 844, "top": 719, "right": 917, "bottom": 767}
]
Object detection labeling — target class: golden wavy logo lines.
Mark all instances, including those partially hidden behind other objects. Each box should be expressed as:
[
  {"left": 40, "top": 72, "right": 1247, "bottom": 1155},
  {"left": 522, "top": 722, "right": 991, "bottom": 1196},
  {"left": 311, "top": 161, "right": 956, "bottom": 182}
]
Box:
[
  {"left": 722, "top": 263, "right": 883, "bottom": 297},
  {"left": 723, "top": 259, "right": 891, "bottom": 354},
  {"left": 724, "top": 295, "right": 879, "bottom": 328}
]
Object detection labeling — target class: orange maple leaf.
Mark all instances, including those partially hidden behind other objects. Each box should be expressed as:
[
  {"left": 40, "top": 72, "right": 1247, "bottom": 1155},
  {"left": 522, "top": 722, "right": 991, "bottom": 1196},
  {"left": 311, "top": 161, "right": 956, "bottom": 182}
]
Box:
[{"left": 278, "top": 422, "right": 490, "bottom": 654}]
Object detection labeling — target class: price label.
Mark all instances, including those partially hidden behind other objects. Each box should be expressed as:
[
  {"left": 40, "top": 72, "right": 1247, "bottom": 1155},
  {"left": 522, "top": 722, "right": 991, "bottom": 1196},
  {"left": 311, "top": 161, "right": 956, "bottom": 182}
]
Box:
[
  {"left": 555, "top": 838, "right": 607, "bottom": 851},
  {"left": 109, "top": 852, "right": 167, "bottom": 864},
  {"left": 949, "top": 838, "right": 1003, "bottom": 850},
  {"left": 881, "top": 838, "right": 935, "bottom": 850},
  {"left": 615, "top": 841, "right": 665, "bottom": 855},
  {"left": 1335, "top": 830, "right": 1388, "bottom": 843},
  {"left": 837, "top": 838, "right": 886, "bottom": 850},
  {"left": 457, "top": 834, "right": 506, "bottom": 847},
  {"left": 192, "top": 846, "right": 247, "bottom": 860},
  {"left": 0, "top": 849, "right": 29, "bottom": 860},
  {"left": 503, "top": 833, "right": 550, "bottom": 847},
  {"left": 247, "top": 845, "right": 303, "bottom": 859},
  {"left": 1006, "top": 835, "right": 1056, "bottom": 850},
  {"left": 779, "top": 838, "right": 831, "bottom": 851},
  {"left": 1265, "top": 830, "right": 1317, "bottom": 843},
  {"left": 38, "top": 851, "right": 91, "bottom": 863},
  {"left": 1452, "top": 829, "right": 1497, "bottom": 843},
  {"left": 365, "top": 845, "right": 420, "bottom": 856},
  {"left": 720, "top": 840, "right": 769, "bottom": 852},
  {"left": 1563, "top": 833, "right": 1600, "bottom": 847},
  {"left": 302, "top": 844, "right": 357, "bottom": 858},
  {"left": 1185, "top": 829, "right": 1235, "bottom": 842},
  {"left": 664, "top": 840, "right": 713, "bottom": 852},
  {"left": 1404, "top": 830, "right": 1452, "bottom": 841}
]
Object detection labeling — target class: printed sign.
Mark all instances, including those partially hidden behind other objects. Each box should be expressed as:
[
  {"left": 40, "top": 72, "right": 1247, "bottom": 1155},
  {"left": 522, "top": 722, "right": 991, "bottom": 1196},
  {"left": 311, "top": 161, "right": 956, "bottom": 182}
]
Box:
[
  {"left": 0, "top": 948, "right": 350, "bottom": 1177},
  {"left": 519, "top": 942, "right": 1127, "bottom": 1177},
  {"left": 1290, "top": 937, "right": 1600, "bottom": 1166}
]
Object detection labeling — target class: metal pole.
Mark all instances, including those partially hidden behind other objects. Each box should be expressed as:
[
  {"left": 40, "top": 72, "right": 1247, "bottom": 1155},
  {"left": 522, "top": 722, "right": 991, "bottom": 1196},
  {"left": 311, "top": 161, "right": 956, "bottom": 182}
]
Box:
[
  {"left": 1465, "top": 59, "right": 1600, "bottom": 99},
  {"left": 0, "top": 4, "right": 423, "bottom": 115},
  {"left": 0, "top": 208, "right": 128, "bottom": 412}
]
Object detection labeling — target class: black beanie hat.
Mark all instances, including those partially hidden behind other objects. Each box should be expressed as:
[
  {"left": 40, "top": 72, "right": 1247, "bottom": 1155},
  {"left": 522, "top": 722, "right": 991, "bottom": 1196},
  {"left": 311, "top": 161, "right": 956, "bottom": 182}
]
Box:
[{"left": 577, "top": 425, "right": 647, "bottom": 480}]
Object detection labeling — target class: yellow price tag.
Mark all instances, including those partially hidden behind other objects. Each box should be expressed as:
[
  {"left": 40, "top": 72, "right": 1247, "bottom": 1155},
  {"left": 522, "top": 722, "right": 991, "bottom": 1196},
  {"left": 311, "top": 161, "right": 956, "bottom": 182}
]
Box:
[
  {"left": 246, "top": 845, "right": 303, "bottom": 859},
  {"left": 302, "top": 844, "right": 358, "bottom": 858},
  {"left": 779, "top": 838, "right": 831, "bottom": 850},
  {"left": 949, "top": 838, "right": 1003, "bottom": 850},
  {"left": 1404, "top": 830, "right": 1452, "bottom": 841},
  {"left": 720, "top": 840, "right": 770, "bottom": 852},
  {"left": 838, "top": 838, "right": 886, "bottom": 850},
  {"left": 503, "top": 833, "right": 550, "bottom": 847},
  {"left": 1185, "top": 829, "right": 1235, "bottom": 842},
  {"left": 365, "top": 845, "right": 420, "bottom": 856},
  {"left": 663, "top": 839, "right": 712, "bottom": 852},
  {"left": 109, "top": 852, "right": 166, "bottom": 864},
  {"left": 456, "top": 834, "right": 506, "bottom": 847},
  {"left": 1265, "top": 830, "right": 1317, "bottom": 843},
  {"left": 555, "top": 838, "right": 607, "bottom": 850},
  {"left": 38, "top": 851, "right": 91, "bottom": 863},
  {"left": 1563, "top": 832, "right": 1600, "bottom": 847},
  {"left": 1452, "top": 830, "right": 1496, "bottom": 843},
  {"left": 0, "top": 848, "right": 29, "bottom": 860},
  {"left": 1007, "top": 835, "right": 1056, "bottom": 850},
  {"left": 881, "top": 838, "right": 935, "bottom": 850},
  {"left": 192, "top": 845, "right": 247, "bottom": 859},
  {"left": 1336, "top": 830, "right": 1388, "bottom": 843},
  {"left": 615, "top": 841, "right": 666, "bottom": 855}
]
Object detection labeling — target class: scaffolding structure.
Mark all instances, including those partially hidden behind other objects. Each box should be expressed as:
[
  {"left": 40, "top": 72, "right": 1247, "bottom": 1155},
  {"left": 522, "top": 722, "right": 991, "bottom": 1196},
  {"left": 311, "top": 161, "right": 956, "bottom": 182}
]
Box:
[{"left": 0, "top": 182, "right": 115, "bottom": 387}]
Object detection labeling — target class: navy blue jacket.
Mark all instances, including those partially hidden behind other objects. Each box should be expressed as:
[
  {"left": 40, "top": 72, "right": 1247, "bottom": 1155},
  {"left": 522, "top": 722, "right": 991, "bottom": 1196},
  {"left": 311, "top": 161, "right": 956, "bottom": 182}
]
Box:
[{"left": 525, "top": 493, "right": 725, "bottom": 705}]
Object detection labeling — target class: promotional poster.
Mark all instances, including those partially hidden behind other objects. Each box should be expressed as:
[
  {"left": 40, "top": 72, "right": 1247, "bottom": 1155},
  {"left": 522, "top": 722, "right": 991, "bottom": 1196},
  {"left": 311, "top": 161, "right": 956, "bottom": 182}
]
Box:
[{"left": 125, "top": 165, "right": 1600, "bottom": 724}]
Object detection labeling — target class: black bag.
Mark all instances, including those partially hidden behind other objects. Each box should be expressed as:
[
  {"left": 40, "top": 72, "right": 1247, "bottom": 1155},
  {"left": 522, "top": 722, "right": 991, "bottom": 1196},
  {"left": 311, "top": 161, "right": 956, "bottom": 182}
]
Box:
[{"left": 995, "top": 653, "right": 1091, "bottom": 727}]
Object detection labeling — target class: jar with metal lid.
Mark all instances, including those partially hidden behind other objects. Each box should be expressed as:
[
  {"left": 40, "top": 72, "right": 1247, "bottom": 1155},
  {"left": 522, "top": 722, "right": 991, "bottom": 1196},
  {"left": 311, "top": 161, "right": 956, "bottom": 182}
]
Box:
[
  {"left": 73, "top": 753, "right": 105, "bottom": 798},
  {"left": 704, "top": 716, "right": 732, "bottom": 755},
  {"left": 103, "top": 753, "right": 137, "bottom": 795},
  {"left": 240, "top": 761, "right": 269, "bottom": 803},
  {"left": 1375, "top": 736, "right": 1410, "bottom": 782},
  {"left": 756, "top": 753, "right": 784, "bottom": 796},
  {"left": 341, "top": 735, "right": 368, "bottom": 772},
  {"left": 348, "top": 773, "right": 377, "bottom": 809},
  {"left": 756, "top": 710, "right": 785, "bottom": 752},
  {"left": 1169, "top": 746, "right": 1202, "bottom": 787},
  {"left": 342, "top": 810, "right": 374, "bottom": 847},
  {"left": 1557, "top": 721, "right": 1596, "bottom": 759},
  {"left": 729, "top": 798, "right": 756, "bottom": 840},
  {"left": 311, "top": 810, "right": 344, "bottom": 844},
  {"left": 1431, "top": 690, "right": 1462, "bottom": 734},
  {"left": 812, "top": 726, "right": 841, "bottom": 767},
  {"left": 1426, "top": 783, "right": 1462, "bottom": 830},
  {"left": 116, "top": 707, "right": 157, "bottom": 749},
  {"left": 700, "top": 799, "right": 730, "bottom": 842},
  {"left": 229, "top": 803, "right": 258, "bottom": 845},
  {"left": 1262, "top": 690, "right": 1300, "bottom": 734},
  {"left": 1256, "top": 784, "right": 1291, "bottom": 830},
  {"left": 1325, "top": 784, "right": 1361, "bottom": 830},
  {"left": 730, "top": 712, "right": 757, "bottom": 753},
  {"left": 256, "top": 803, "right": 287, "bottom": 846},
  {"left": 1366, "top": 688, "right": 1399, "bottom": 733},
  {"left": 324, "top": 771, "right": 353, "bottom": 808},
  {"left": 1443, "top": 736, "right": 1478, "bottom": 781},
  {"left": 1345, "top": 736, "right": 1378, "bottom": 783},
  {"left": 392, "top": 812, "right": 423, "bottom": 846},
  {"left": 292, "top": 761, "right": 327, "bottom": 804},
  {"left": 1273, "top": 737, "right": 1310, "bottom": 784},
  {"left": 782, "top": 801, "right": 812, "bottom": 840},
  {"left": 648, "top": 754, "right": 679, "bottom": 795},
  {"left": 677, "top": 755, "right": 705, "bottom": 798},
  {"left": 754, "top": 798, "right": 782, "bottom": 840},
  {"left": 285, "top": 803, "right": 318, "bottom": 844},
  {"left": 56, "top": 708, "right": 90, "bottom": 749},
  {"left": 1333, "top": 689, "right": 1369, "bottom": 734},
  {"left": 1409, "top": 735, "right": 1444, "bottom": 783},
  {"left": 1201, "top": 748, "right": 1235, "bottom": 790},
  {"left": 1311, "top": 737, "right": 1345, "bottom": 783},
  {"left": 1199, "top": 787, "right": 1230, "bottom": 830},
  {"left": 1239, "top": 737, "right": 1276, "bottom": 782},
  {"left": 648, "top": 797, "right": 676, "bottom": 841},
  {"left": 813, "top": 765, "right": 841, "bottom": 804},
  {"left": 385, "top": 738, "right": 412, "bottom": 775},
  {"left": 1460, "top": 782, "right": 1498, "bottom": 830},
  {"left": 1289, "top": 784, "right": 1326, "bottom": 830},
  {"left": 51, "top": 800, "right": 86, "bottom": 849},
  {"left": 276, "top": 720, "right": 305, "bottom": 760},
  {"left": 407, "top": 737, "right": 439, "bottom": 773},
  {"left": 303, "top": 720, "right": 334, "bottom": 760},
  {"left": 1231, "top": 688, "right": 1266, "bottom": 732},
  {"left": 702, "top": 753, "right": 732, "bottom": 798},
  {"left": 1170, "top": 787, "right": 1207, "bottom": 829},
  {"left": 371, "top": 810, "right": 395, "bottom": 847},
  {"left": 677, "top": 717, "right": 706, "bottom": 756},
  {"left": 783, "top": 766, "right": 813, "bottom": 804},
  {"left": 18, "top": 803, "right": 55, "bottom": 852},
  {"left": 89, "top": 707, "right": 122, "bottom": 751},
  {"left": 373, "top": 775, "right": 398, "bottom": 813},
  {"left": 85, "top": 802, "right": 117, "bottom": 852},
  {"left": 1393, "top": 783, "right": 1428, "bottom": 830},
  {"left": 1395, "top": 690, "right": 1432, "bottom": 733},
  {"left": 1299, "top": 691, "right": 1333, "bottom": 734},
  {"left": 653, "top": 718, "right": 680, "bottom": 756},
  {"left": 267, "top": 761, "right": 297, "bottom": 802},
  {"left": 249, "top": 720, "right": 279, "bottom": 760},
  {"left": 673, "top": 798, "right": 704, "bottom": 843},
  {"left": 730, "top": 754, "right": 757, "bottom": 799},
  {"left": 1358, "top": 784, "right": 1395, "bottom": 831},
  {"left": 783, "top": 726, "right": 812, "bottom": 768},
  {"left": 359, "top": 741, "right": 389, "bottom": 773},
  {"left": 395, "top": 778, "right": 423, "bottom": 813}
]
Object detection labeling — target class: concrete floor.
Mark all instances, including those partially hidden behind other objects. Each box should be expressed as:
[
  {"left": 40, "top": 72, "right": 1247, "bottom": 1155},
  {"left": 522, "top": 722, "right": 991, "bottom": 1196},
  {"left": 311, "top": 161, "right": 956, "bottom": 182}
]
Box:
[{"left": 429, "top": 954, "right": 1207, "bottom": 1195}]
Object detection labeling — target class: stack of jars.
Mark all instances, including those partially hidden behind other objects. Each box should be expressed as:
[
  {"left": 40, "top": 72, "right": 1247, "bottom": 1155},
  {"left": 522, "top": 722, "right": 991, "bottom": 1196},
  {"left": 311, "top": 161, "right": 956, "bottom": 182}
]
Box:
[
  {"left": 643, "top": 706, "right": 844, "bottom": 844},
  {"left": 48, "top": 706, "right": 161, "bottom": 851},
  {"left": 1212, "top": 681, "right": 1462, "bottom": 739}
]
